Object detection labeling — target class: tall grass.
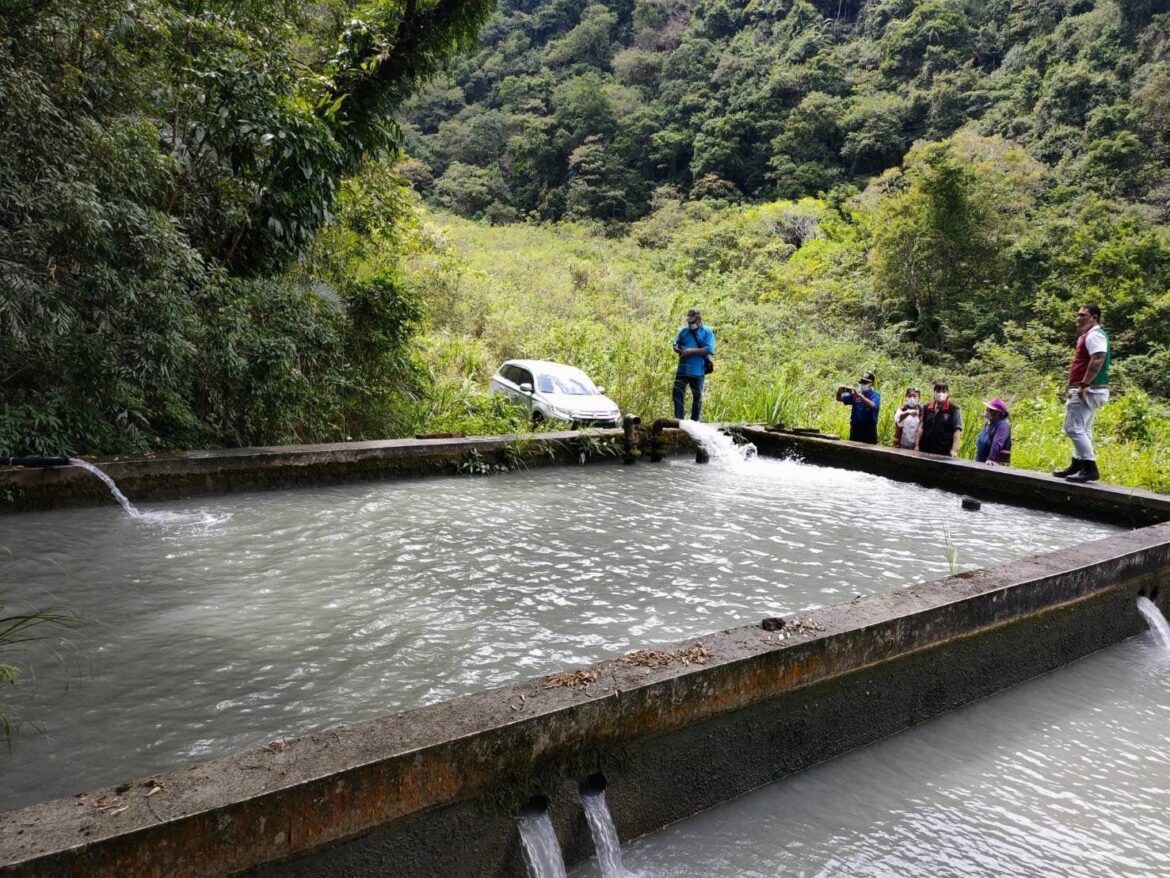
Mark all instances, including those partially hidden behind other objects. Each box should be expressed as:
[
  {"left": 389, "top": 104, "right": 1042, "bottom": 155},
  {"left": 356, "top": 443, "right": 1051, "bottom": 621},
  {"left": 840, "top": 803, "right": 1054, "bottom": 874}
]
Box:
[
  {"left": 402, "top": 212, "right": 1170, "bottom": 493},
  {"left": 0, "top": 602, "right": 84, "bottom": 741}
]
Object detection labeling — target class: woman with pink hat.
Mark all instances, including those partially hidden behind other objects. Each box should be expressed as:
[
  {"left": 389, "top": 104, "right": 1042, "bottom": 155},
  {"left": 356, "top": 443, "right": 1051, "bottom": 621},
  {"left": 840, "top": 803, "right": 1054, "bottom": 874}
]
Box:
[{"left": 975, "top": 398, "right": 1012, "bottom": 465}]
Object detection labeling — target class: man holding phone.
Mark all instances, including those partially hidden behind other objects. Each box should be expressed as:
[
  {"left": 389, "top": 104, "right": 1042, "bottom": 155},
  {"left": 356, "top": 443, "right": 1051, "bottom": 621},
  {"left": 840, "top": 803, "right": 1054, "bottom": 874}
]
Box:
[
  {"left": 672, "top": 308, "right": 715, "bottom": 421},
  {"left": 835, "top": 371, "right": 881, "bottom": 444}
]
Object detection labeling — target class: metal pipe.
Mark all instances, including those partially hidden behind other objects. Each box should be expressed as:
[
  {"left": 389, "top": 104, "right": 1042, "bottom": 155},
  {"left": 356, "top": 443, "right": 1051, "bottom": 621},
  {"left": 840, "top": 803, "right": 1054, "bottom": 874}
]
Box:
[{"left": 1, "top": 456, "right": 71, "bottom": 468}]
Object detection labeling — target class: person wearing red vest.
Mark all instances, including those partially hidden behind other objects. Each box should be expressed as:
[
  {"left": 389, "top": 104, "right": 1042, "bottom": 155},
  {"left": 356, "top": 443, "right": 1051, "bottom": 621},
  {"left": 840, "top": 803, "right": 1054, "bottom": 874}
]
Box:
[
  {"left": 915, "top": 380, "right": 963, "bottom": 457},
  {"left": 1053, "top": 302, "right": 1111, "bottom": 483}
]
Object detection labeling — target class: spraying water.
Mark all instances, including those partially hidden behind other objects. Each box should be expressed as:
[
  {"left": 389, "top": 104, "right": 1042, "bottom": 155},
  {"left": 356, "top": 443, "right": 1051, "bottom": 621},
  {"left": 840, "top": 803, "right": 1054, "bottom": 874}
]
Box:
[
  {"left": 1137, "top": 596, "right": 1170, "bottom": 649},
  {"left": 677, "top": 421, "right": 757, "bottom": 468},
  {"left": 581, "top": 789, "right": 625, "bottom": 878},
  {"left": 518, "top": 807, "right": 568, "bottom": 878},
  {"left": 69, "top": 458, "right": 142, "bottom": 518}
]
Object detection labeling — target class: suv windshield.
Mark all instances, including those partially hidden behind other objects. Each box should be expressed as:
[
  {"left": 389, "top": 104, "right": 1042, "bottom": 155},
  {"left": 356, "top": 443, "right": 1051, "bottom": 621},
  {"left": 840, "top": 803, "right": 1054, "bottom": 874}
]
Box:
[{"left": 536, "top": 373, "right": 596, "bottom": 395}]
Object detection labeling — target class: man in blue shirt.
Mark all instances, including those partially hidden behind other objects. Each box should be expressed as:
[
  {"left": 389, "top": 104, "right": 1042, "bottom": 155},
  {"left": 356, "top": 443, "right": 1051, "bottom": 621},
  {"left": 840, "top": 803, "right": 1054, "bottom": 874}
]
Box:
[
  {"left": 834, "top": 370, "right": 881, "bottom": 443},
  {"left": 672, "top": 308, "right": 715, "bottom": 421}
]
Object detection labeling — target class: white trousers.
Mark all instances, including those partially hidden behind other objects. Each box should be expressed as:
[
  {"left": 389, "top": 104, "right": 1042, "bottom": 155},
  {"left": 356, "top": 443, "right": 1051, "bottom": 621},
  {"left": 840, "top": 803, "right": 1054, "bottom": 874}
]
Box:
[{"left": 1063, "top": 388, "right": 1109, "bottom": 461}]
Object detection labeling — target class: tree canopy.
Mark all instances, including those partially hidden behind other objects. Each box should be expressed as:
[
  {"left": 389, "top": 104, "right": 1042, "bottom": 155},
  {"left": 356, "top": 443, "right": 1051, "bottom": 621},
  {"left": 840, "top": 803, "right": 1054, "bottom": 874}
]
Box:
[
  {"left": 396, "top": 0, "right": 1170, "bottom": 397},
  {"left": 405, "top": 1, "right": 1170, "bottom": 223},
  {"left": 0, "top": 0, "right": 493, "bottom": 455}
]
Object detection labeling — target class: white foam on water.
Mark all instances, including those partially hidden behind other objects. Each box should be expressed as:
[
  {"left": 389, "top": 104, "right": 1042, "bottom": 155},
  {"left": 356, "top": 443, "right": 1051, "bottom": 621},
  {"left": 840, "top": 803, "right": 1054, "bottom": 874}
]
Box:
[{"left": 676, "top": 421, "right": 757, "bottom": 470}]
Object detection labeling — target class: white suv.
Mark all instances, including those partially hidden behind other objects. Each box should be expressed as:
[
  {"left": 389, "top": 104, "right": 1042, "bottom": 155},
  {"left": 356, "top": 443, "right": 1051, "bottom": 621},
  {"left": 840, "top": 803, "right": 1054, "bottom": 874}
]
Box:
[{"left": 489, "top": 359, "right": 621, "bottom": 427}]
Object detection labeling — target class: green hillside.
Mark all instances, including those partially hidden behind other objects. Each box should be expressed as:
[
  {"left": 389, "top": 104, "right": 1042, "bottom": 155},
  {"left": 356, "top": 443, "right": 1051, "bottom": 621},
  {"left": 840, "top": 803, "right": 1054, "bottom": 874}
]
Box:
[
  {"left": 402, "top": 204, "right": 1170, "bottom": 492},
  {"left": 397, "top": 0, "right": 1170, "bottom": 408},
  {"left": 406, "top": 0, "right": 1170, "bottom": 223},
  {"left": 2, "top": 0, "right": 1169, "bottom": 492}
]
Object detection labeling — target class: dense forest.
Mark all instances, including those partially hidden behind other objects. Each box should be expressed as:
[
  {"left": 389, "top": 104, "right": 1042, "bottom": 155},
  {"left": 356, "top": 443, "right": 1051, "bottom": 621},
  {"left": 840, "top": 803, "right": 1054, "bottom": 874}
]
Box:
[
  {"left": 407, "top": 0, "right": 1170, "bottom": 222},
  {"left": 0, "top": 0, "right": 493, "bottom": 454},
  {"left": 2, "top": 0, "right": 1169, "bottom": 488},
  {"left": 402, "top": 0, "right": 1170, "bottom": 383}
]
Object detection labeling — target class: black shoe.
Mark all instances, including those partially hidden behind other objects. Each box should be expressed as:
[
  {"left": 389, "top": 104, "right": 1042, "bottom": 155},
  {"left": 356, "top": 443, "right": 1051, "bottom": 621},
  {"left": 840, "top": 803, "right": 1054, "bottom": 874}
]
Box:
[
  {"left": 1052, "top": 458, "right": 1082, "bottom": 478},
  {"left": 1066, "top": 460, "right": 1100, "bottom": 483}
]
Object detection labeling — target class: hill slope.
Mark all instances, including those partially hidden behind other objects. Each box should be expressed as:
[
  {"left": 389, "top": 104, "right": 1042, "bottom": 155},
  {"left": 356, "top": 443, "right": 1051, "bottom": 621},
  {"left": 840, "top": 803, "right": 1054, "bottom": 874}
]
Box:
[{"left": 405, "top": 0, "right": 1170, "bottom": 221}]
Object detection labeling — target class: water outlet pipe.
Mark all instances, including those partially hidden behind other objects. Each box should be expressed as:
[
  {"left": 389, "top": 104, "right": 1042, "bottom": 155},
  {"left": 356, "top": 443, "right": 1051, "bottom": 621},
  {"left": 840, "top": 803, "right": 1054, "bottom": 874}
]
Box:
[
  {"left": 1, "top": 456, "right": 71, "bottom": 468},
  {"left": 621, "top": 415, "right": 641, "bottom": 464}
]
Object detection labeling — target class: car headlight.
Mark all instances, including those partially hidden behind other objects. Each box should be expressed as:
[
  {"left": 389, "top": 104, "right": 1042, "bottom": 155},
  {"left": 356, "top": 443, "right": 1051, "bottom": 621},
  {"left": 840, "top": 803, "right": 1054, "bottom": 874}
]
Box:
[{"left": 550, "top": 407, "right": 573, "bottom": 420}]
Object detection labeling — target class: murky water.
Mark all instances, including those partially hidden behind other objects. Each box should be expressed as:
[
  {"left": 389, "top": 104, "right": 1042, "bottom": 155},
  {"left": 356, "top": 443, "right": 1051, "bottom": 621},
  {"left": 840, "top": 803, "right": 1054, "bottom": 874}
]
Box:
[
  {"left": 570, "top": 635, "right": 1170, "bottom": 878},
  {"left": 0, "top": 457, "right": 1119, "bottom": 810}
]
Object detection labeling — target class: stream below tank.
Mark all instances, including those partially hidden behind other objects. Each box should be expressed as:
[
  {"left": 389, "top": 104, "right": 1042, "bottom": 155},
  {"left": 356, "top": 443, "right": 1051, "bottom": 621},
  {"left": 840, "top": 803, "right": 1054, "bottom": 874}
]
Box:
[{"left": 569, "top": 633, "right": 1170, "bottom": 878}]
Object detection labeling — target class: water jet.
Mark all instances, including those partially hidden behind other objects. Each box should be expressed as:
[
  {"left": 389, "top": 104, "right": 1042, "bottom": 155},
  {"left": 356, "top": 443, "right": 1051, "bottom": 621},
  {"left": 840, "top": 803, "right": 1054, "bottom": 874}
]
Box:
[
  {"left": 578, "top": 775, "right": 624, "bottom": 878},
  {"left": 518, "top": 796, "right": 567, "bottom": 878},
  {"left": 67, "top": 457, "right": 142, "bottom": 517},
  {"left": 1137, "top": 596, "right": 1170, "bottom": 649}
]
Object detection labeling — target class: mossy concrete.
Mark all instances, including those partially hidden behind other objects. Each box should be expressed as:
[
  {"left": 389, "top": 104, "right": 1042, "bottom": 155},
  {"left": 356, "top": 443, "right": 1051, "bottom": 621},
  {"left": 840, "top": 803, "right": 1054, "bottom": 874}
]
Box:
[
  {"left": 0, "top": 429, "right": 703, "bottom": 513},
  {"left": 2, "top": 519, "right": 1168, "bottom": 878},
  {"left": 0, "top": 432, "right": 613, "bottom": 512}
]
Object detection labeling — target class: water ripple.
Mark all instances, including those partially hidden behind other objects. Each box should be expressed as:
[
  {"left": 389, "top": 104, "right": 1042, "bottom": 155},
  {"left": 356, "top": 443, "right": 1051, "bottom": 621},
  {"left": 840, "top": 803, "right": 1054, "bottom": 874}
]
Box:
[{"left": 0, "top": 458, "right": 1119, "bottom": 810}]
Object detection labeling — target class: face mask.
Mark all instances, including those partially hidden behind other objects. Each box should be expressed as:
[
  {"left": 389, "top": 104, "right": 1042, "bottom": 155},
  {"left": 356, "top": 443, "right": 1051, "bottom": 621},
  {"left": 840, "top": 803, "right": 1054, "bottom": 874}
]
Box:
[
  {"left": 934, "top": 392, "right": 948, "bottom": 403},
  {"left": 859, "top": 382, "right": 871, "bottom": 390},
  {"left": 905, "top": 397, "right": 918, "bottom": 407},
  {"left": 983, "top": 411, "right": 992, "bottom": 421}
]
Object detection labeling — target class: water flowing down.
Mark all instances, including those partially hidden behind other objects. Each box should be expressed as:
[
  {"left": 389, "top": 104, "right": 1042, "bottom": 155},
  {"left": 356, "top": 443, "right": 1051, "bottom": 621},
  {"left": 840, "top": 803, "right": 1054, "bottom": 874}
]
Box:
[
  {"left": 69, "top": 458, "right": 142, "bottom": 518},
  {"left": 518, "top": 808, "right": 568, "bottom": 878},
  {"left": 566, "top": 638, "right": 1170, "bottom": 878},
  {"left": 1137, "top": 597, "right": 1170, "bottom": 649},
  {"left": 677, "top": 421, "right": 757, "bottom": 468},
  {"left": 581, "top": 790, "right": 625, "bottom": 878}
]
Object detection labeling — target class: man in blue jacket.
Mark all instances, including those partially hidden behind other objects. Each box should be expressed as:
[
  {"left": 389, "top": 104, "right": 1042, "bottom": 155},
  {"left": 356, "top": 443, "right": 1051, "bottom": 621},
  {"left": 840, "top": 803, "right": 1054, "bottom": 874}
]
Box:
[
  {"left": 672, "top": 308, "right": 715, "bottom": 421},
  {"left": 835, "top": 371, "right": 881, "bottom": 443}
]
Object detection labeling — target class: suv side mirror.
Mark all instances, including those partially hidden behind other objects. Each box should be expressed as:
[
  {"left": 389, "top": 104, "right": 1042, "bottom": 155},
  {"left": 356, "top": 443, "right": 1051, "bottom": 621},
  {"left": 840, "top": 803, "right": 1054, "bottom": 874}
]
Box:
[
  {"left": 519, "top": 382, "right": 533, "bottom": 394},
  {"left": 596, "top": 386, "right": 605, "bottom": 395}
]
